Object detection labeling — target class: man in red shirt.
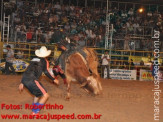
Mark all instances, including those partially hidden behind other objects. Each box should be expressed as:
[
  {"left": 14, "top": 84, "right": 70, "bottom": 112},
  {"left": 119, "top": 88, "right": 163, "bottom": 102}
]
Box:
[{"left": 26, "top": 28, "right": 33, "bottom": 42}]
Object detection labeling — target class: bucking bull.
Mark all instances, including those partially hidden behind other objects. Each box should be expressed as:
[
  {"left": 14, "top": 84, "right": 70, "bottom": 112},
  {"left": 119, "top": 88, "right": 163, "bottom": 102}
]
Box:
[{"left": 58, "top": 47, "right": 102, "bottom": 99}]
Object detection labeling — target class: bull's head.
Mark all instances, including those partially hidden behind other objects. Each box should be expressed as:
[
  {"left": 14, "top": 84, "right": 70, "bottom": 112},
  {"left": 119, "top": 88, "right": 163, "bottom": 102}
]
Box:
[{"left": 85, "top": 76, "right": 101, "bottom": 95}]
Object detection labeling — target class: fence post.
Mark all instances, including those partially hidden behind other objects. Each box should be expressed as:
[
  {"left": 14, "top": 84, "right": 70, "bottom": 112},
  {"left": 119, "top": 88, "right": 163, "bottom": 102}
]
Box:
[
  {"left": 129, "top": 50, "right": 131, "bottom": 70},
  {"left": 0, "top": 31, "right": 1, "bottom": 42},
  {"left": 0, "top": 41, "right": 3, "bottom": 59},
  {"left": 28, "top": 43, "right": 31, "bottom": 60}
]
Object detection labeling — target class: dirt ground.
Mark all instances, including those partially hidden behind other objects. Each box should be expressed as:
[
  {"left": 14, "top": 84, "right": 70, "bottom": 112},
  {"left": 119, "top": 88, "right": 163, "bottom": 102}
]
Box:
[{"left": 0, "top": 75, "right": 162, "bottom": 122}]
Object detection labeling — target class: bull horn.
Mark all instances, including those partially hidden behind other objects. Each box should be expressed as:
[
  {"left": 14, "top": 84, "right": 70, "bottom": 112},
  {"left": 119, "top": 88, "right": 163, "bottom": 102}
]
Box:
[{"left": 80, "top": 80, "right": 89, "bottom": 87}]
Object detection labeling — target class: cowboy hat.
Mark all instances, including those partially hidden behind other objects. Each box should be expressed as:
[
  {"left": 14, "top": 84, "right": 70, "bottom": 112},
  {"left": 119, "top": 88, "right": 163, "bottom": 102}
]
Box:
[{"left": 35, "top": 46, "right": 51, "bottom": 58}]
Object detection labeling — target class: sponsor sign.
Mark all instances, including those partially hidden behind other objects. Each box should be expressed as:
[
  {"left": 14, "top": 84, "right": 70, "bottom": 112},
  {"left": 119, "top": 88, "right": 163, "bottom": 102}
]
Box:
[
  {"left": 110, "top": 69, "right": 136, "bottom": 80},
  {"left": 129, "top": 56, "right": 162, "bottom": 65},
  {"left": 140, "top": 69, "right": 163, "bottom": 82},
  {"left": 139, "top": 69, "right": 153, "bottom": 81},
  {"left": 0, "top": 59, "right": 29, "bottom": 72}
]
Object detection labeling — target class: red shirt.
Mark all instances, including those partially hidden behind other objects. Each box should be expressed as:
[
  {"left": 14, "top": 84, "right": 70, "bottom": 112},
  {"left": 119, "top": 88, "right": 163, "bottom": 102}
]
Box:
[{"left": 26, "top": 32, "right": 32, "bottom": 39}]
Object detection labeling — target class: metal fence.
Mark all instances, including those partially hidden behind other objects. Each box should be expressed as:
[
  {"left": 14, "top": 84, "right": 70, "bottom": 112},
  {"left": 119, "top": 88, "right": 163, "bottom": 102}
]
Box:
[{"left": 0, "top": 42, "right": 163, "bottom": 78}]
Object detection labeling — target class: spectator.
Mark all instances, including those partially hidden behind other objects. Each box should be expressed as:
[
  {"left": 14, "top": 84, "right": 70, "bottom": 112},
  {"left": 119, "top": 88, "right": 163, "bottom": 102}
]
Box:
[
  {"left": 140, "top": 60, "right": 144, "bottom": 66},
  {"left": 128, "top": 23, "right": 134, "bottom": 34},
  {"left": 14, "top": 15, "right": 21, "bottom": 24},
  {"left": 90, "top": 31, "right": 96, "bottom": 46},
  {"left": 101, "top": 50, "right": 110, "bottom": 79},
  {"left": 78, "top": 38, "right": 86, "bottom": 47},
  {"left": 16, "top": 50, "right": 24, "bottom": 59},
  {"left": 54, "top": 2, "right": 61, "bottom": 10},
  {"left": 151, "top": 59, "right": 158, "bottom": 80},
  {"left": 26, "top": 28, "right": 33, "bottom": 42},
  {"left": 124, "top": 35, "right": 130, "bottom": 50},
  {"left": 133, "top": 21, "right": 139, "bottom": 33},
  {"left": 71, "top": 21, "right": 77, "bottom": 29},
  {"left": 8, "top": 1, "right": 163, "bottom": 52},
  {"left": 128, "top": 8, "right": 134, "bottom": 16},
  {"left": 129, "top": 59, "right": 135, "bottom": 70},
  {"left": 5, "top": 45, "right": 15, "bottom": 75},
  {"left": 64, "top": 22, "right": 71, "bottom": 31},
  {"left": 78, "top": 31, "right": 84, "bottom": 38}
]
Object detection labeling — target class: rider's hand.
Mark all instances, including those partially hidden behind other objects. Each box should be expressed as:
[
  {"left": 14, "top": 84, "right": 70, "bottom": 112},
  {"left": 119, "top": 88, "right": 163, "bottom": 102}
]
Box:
[{"left": 54, "top": 79, "right": 59, "bottom": 85}]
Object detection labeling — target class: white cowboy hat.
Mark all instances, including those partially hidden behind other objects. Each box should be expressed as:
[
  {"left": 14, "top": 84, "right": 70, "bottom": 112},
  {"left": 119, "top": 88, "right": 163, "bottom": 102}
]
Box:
[{"left": 35, "top": 46, "right": 51, "bottom": 58}]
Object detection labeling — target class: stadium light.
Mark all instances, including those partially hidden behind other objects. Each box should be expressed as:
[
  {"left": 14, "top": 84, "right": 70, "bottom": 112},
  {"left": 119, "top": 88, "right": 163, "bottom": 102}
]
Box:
[{"left": 138, "top": 8, "right": 144, "bottom": 13}]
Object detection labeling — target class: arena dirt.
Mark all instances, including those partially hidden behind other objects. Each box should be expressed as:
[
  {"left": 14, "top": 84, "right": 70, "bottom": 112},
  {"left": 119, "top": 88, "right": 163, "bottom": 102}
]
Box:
[{"left": 0, "top": 75, "right": 162, "bottom": 122}]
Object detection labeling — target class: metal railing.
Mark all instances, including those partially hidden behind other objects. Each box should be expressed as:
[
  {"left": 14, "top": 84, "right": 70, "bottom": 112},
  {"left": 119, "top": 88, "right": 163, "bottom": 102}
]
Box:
[
  {"left": 1, "top": 42, "right": 56, "bottom": 60},
  {"left": 94, "top": 47, "right": 163, "bottom": 78},
  {"left": 1, "top": 42, "right": 163, "bottom": 79}
]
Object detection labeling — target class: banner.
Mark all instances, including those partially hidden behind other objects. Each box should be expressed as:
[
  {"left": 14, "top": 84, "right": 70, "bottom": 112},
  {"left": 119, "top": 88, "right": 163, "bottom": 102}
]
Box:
[
  {"left": 0, "top": 59, "right": 29, "bottom": 72},
  {"left": 139, "top": 69, "right": 153, "bottom": 81},
  {"left": 129, "top": 56, "right": 149, "bottom": 64},
  {"left": 13, "top": 59, "right": 29, "bottom": 72},
  {"left": 129, "top": 56, "right": 162, "bottom": 65},
  {"left": 140, "top": 69, "right": 163, "bottom": 82},
  {"left": 110, "top": 69, "right": 137, "bottom": 80}
]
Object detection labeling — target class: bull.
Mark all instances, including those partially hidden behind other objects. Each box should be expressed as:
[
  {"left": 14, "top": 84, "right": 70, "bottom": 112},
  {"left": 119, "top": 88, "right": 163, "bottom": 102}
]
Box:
[{"left": 64, "top": 48, "right": 102, "bottom": 99}]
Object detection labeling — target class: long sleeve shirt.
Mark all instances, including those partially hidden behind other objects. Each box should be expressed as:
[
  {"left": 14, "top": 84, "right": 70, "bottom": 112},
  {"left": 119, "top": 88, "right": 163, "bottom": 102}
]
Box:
[{"left": 21, "top": 58, "right": 55, "bottom": 83}]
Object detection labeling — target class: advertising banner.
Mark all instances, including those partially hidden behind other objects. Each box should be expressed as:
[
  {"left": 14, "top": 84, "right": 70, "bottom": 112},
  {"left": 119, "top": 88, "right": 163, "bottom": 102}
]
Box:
[
  {"left": 140, "top": 69, "right": 163, "bottom": 82},
  {"left": 139, "top": 69, "right": 153, "bottom": 81},
  {"left": 110, "top": 69, "right": 137, "bottom": 80},
  {"left": 0, "top": 59, "right": 29, "bottom": 72}
]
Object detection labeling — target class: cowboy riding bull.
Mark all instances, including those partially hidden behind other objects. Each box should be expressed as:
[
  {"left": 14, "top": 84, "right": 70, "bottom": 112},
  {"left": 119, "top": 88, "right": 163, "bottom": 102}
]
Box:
[{"left": 53, "top": 39, "right": 102, "bottom": 99}]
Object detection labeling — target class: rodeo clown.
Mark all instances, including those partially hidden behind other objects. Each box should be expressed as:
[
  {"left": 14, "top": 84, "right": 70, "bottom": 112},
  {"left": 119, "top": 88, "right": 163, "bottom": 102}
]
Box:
[{"left": 19, "top": 46, "right": 59, "bottom": 115}]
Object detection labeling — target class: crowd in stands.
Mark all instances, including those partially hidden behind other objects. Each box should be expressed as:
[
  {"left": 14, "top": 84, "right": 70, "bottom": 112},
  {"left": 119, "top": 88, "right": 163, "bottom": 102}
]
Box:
[{"left": 9, "top": 1, "right": 162, "bottom": 52}]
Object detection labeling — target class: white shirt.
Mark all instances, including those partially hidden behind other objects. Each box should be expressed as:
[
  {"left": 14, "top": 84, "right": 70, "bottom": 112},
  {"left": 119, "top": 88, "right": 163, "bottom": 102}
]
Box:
[
  {"left": 54, "top": 4, "right": 61, "bottom": 10},
  {"left": 90, "top": 33, "right": 96, "bottom": 39},
  {"left": 101, "top": 54, "right": 110, "bottom": 65},
  {"left": 6, "top": 49, "right": 14, "bottom": 63},
  {"left": 85, "top": 29, "right": 92, "bottom": 38},
  {"left": 133, "top": 23, "right": 139, "bottom": 28},
  {"left": 128, "top": 10, "right": 134, "bottom": 15},
  {"left": 126, "top": 22, "right": 130, "bottom": 28}
]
